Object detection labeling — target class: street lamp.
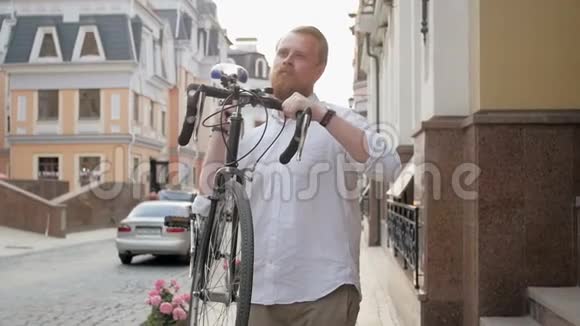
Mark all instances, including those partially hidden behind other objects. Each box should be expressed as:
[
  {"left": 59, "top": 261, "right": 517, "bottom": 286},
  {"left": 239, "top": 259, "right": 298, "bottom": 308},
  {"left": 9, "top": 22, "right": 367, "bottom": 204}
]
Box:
[{"left": 421, "top": 0, "right": 429, "bottom": 43}]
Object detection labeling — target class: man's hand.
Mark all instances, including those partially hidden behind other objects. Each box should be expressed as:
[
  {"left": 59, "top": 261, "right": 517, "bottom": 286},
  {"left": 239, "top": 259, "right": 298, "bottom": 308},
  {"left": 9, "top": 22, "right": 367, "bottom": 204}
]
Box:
[
  {"left": 281, "top": 92, "right": 327, "bottom": 122},
  {"left": 212, "top": 102, "right": 236, "bottom": 131}
]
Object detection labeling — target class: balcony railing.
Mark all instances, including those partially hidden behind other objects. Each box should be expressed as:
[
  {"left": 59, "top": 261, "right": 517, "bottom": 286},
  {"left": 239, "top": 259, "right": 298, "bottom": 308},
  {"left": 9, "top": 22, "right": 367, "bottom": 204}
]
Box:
[{"left": 386, "top": 199, "right": 420, "bottom": 289}]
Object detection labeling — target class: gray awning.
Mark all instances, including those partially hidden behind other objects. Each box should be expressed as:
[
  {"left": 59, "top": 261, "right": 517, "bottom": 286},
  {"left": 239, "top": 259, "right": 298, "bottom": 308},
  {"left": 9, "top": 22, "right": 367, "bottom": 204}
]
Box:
[{"left": 386, "top": 162, "right": 414, "bottom": 198}]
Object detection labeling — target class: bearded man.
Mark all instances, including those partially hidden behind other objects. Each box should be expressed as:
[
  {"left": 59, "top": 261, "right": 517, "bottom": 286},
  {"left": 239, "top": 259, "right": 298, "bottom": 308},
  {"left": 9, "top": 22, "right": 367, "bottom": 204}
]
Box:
[{"left": 198, "top": 26, "right": 401, "bottom": 326}]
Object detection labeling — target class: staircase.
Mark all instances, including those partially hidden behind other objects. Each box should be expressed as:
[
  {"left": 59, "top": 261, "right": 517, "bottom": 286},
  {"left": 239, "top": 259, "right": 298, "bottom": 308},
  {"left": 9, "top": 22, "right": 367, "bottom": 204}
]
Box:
[{"left": 480, "top": 287, "right": 580, "bottom": 326}]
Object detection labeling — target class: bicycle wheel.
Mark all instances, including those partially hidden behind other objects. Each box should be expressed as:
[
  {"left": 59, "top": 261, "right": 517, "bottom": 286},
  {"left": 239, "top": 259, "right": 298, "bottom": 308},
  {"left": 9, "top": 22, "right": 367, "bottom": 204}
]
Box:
[{"left": 188, "top": 179, "right": 254, "bottom": 326}]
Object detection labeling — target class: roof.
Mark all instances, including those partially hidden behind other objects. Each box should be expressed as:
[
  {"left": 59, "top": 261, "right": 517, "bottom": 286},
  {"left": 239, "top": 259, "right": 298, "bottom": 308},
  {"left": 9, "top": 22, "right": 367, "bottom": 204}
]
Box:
[
  {"left": 227, "top": 50, "right": 270, "bottom": 80},
  {"left": 154, "top": 10, "right": 192, "bottom": 40},
  {"left": 5, "top": 14, "right": 138, "bottom": 63}
]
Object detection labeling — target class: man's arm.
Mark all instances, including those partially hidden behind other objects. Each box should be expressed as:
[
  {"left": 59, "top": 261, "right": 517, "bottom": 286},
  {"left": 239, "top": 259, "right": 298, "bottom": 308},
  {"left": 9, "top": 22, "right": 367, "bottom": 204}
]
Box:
[
  {"left": 281, "top": 92, "right": 401, "bottom": 182},
  {"left": 198, "top": 130, "right": 228, "bottom": 196},
  {"left": 311, "top": 106, "right": 369, "bottom": 163}
]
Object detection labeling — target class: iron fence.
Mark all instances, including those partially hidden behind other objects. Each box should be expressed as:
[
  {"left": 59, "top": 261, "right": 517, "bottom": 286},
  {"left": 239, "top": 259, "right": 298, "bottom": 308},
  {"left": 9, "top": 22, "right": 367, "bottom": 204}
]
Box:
[{"left": 386, "top": 199, "right": 420, "bottom": 289}]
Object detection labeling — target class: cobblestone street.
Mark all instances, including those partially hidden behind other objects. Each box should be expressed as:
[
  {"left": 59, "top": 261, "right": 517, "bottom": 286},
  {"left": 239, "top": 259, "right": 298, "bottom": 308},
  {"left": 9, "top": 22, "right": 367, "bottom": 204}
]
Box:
[
  {"left": 0, "top": 239, "right": 190, "bottom": 326},
  {"left": 0, "top": 227, "right": 401, "bottom": 326}
]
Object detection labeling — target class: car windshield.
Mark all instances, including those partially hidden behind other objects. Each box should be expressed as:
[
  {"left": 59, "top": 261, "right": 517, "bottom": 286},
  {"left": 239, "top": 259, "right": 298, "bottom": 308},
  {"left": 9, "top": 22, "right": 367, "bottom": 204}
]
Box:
[{"left": 130, "top": 204, "right": 190, "bottom": 218}]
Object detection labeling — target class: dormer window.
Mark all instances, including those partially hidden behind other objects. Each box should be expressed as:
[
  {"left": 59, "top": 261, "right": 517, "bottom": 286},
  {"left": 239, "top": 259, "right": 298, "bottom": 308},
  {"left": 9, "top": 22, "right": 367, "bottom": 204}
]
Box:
[
  {"left": 30, "top": 27, "right": 63, "bottom": 62},
  {"left": 72, "top": 26, "right": 105, "bottom": 61},
  {"left": 255, "top": 58, "right": 268, "bottom": 79}
]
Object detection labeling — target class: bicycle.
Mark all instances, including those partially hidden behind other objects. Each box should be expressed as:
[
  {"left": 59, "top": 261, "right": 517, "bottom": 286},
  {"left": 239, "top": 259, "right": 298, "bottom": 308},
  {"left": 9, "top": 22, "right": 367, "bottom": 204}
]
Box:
[{"left": 178, "top": 63, "right": 312, "bottom": 326}]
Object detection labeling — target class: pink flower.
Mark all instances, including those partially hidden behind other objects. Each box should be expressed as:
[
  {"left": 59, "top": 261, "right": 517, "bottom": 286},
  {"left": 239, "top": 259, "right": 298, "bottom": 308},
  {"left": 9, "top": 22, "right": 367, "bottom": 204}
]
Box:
[
  {"left": 159, "top": 302, "right": 173, "bottom": 315},
  {"left": 150, "top": 295, "right": 162, "bottom": 307},
  {"left": 181, "top": 293, "right": 191, "bottom": 303},
  {"left": 172, "top": 296, "right": 184, "bottom": 306},
  {"left": 148, "top": 289, "right": 160, "bottom": 297},
  {"left": 145, "top": 298, "right": 151, "bottom": 305},
  {"left": 155, "top": 279, "right": 166, "bottom": 290},
  {"left": 171, "top": 279, "right": 178, "bottom": 287},
  {"left": 173, "top": 307, "right": 187, "bottom": 321}
]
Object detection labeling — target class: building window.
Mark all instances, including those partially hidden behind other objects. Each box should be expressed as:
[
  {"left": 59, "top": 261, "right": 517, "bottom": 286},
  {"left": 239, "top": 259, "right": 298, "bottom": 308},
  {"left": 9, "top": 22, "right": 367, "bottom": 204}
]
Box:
[
  {"left": 81, "top": 32, "right": 99, "bottom": 56},
  {"left": 17, "top": 96, "right": 27, "bottom": 121},
  {"left": 154, "top": 41, "right": 162, "bottom": 76},
  {"left": 198, "top": 29, "right": 207, "bottom": 56},
  {"left": 133, "top": 93, "right": 139, "bottom": 122},
  {"left": 40, "top": 33, "right": 57, "bottom": 57},
  {"left": 161, "top": 111, "right": 166, "bottom": 136},
  {"left": 38, "top": 90, "right": 59, "bottom": 121},
  {"left": 145, "top": 35, "right": 154, "bottom": 76},
  {"left": 38, "top": 156, "right": 59, "bottom": 180},
  {"left": 30, "top": 27, "right": 63, "bottom": 62},
  {"left": 79, "top": 156, "right": 101, "bottom": 186},
  {"left": 255, "top": 58, "right": 268, "bottom": 79},
  {"left": 149, "top": 100, "right": 155, "bottom": 128},
  {"left": 79, "top": 89, "right": 100, "bottom": 120},
  {"left": 72, "top": 26, "right": 105, "bottom": 61},
  {"left": 111, "top": 94, "right": 120, "bottom": 120}
]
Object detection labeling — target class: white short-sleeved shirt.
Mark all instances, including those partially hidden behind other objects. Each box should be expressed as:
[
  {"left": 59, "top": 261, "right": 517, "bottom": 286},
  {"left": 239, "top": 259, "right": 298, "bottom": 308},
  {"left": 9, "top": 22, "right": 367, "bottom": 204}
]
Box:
[{"left": 233, "top": 95, "right": 401, "bottom": 305}]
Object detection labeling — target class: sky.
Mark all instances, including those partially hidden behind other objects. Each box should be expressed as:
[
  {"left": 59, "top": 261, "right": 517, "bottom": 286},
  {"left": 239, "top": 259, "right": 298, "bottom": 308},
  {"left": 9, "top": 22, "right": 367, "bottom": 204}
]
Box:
[{"left": 213, "top": 0, "right": 359, "bottom": 108}]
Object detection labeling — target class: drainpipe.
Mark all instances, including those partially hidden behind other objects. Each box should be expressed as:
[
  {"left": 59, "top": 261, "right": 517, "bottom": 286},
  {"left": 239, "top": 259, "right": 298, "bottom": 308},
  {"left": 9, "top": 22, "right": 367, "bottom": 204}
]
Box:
[
  {"left": 365, "top": 33, "right": 380, "bottom": 134},
  {"left": 365, "top": 32, "right": 382, "bottom": 246}
]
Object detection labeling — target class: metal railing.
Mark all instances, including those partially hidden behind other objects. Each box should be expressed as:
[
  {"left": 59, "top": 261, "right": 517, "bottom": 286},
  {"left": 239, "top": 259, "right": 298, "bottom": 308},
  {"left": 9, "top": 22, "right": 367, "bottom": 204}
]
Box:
[
  {"left": 359, "top": 183, "right": 370, "bottom": 219},
  {"left": 386, "top": 199, "right": 420, "bottom": 289}
]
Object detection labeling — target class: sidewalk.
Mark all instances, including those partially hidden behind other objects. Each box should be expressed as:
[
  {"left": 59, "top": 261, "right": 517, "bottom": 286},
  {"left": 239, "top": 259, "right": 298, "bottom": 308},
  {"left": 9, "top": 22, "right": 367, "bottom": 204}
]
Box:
[
  {"left": 358, "top": 234, "right": 402, "bottom": 326},
  {"left": 0, "top": 226, "right": 116, "bottom": 258}
]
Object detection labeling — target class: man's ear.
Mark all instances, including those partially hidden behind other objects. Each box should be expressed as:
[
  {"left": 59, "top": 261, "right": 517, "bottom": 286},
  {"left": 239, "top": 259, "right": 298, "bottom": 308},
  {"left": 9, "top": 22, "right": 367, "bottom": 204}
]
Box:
[{"left": 315, "top": 63, "right": 326, "bottom": 80}]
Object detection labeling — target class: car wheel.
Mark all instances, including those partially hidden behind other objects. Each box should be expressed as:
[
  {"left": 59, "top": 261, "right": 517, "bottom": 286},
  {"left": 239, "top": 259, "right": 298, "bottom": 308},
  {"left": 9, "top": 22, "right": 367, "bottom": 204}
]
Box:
[{"left": 119, "top": 253, "right": 133, "bottom": 265}]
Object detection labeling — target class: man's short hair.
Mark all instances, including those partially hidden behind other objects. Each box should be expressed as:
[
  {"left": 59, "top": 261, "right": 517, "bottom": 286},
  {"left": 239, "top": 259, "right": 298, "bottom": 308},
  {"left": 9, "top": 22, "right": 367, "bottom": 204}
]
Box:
[{"left": 289, "top": 26, "right": 328, "bottom": 66}]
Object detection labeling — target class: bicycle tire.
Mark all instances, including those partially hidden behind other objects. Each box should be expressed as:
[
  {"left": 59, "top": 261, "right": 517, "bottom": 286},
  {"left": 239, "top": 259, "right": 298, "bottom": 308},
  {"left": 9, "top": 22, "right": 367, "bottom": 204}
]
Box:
[{"left": 188, "top": 179, "right": 254, "bottom": 326}]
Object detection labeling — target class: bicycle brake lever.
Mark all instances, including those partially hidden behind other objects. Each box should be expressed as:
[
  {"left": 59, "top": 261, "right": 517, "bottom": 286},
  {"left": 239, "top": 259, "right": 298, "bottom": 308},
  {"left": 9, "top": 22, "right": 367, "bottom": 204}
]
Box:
[
  {"left": 296, "top": 108, "right": 312, "bottom": 161},
  {"left": 193, "top": 91, "right": 206, "bottom": 142}
]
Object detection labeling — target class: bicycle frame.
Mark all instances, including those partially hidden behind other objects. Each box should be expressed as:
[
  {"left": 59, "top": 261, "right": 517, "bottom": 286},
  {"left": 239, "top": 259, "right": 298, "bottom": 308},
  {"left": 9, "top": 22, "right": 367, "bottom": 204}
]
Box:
[{"left": 192, "top": 83, "right": 246, "bottom": 305}]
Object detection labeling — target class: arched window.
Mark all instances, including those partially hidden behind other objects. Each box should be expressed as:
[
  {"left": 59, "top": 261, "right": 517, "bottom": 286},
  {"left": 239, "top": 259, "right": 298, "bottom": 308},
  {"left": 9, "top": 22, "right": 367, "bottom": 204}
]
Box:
[{"left": 255, "top": 57, "right": 268, "bottom": 79}]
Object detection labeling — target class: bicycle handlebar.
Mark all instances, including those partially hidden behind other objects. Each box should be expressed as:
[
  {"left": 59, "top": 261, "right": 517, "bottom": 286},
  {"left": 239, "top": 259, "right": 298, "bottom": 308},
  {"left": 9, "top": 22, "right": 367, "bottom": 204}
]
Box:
[{"left": 178, "top": 83, "right": 311, "bottom": 165}]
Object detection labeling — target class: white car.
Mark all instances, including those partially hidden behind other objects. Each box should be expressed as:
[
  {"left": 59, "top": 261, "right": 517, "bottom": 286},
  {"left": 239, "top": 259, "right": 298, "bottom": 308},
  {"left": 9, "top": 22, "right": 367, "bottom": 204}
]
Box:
[{"left": 115, "top": 200, "right": 193, "bottom": 264}]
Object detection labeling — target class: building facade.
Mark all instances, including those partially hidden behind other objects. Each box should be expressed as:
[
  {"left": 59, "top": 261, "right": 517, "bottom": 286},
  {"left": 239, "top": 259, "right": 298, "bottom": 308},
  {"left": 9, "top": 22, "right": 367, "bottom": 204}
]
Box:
[
  {"left": 353, "top": 0, "right": 580, "bottom": 325},
  {"left": 0, "top": 0, "right": 230, "bottom": 193}
]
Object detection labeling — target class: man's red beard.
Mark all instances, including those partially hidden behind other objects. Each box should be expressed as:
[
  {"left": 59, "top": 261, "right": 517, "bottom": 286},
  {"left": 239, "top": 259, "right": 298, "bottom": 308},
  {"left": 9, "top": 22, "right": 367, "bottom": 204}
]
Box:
[{"left": 270, "top": 69, "right": 310, "bottom": 101}]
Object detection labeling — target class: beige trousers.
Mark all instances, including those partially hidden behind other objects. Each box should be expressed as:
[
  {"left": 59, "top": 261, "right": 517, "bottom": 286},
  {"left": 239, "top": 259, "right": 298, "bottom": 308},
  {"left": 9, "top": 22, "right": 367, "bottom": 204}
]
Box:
[{"left": 248, "top": 284, "right": 360, "bottom": 326}]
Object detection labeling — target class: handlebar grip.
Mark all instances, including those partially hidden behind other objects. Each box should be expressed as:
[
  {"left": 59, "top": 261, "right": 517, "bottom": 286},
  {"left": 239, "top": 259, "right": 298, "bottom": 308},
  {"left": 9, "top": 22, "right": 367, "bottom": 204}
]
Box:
[
  {"left": 178, "top": 88, "right": 201, "bottom": 146},
  {"left": 187, "top": 83, "right": 230, "bottom": 99},
  {"left": 279, "top": 108, "right": 312, "bottom": 165}
]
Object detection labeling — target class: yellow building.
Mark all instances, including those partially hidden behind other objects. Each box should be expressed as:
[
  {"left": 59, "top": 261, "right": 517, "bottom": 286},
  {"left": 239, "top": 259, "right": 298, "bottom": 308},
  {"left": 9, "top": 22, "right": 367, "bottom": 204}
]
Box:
[{"left": 0, "top": 0, "right": 230, "bottom": 192}]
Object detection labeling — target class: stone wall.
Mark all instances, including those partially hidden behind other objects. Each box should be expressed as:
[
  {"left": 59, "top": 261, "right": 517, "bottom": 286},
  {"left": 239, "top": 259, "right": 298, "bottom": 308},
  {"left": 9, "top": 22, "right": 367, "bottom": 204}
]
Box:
[
  {"left": 0, "top": 180, "right": 66, "bottom": 237},
  {"left": 7, "top": 179, "right": 69, "bottom": 200},
  {"left": 52, "top": 182, "right": 146, "bottom": 233}
]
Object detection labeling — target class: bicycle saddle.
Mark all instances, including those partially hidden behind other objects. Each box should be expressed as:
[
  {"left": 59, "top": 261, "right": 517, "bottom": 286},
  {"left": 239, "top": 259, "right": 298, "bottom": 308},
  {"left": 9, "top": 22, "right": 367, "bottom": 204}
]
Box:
[{"left": 210, "top": 63, "right": 249, "bottom": 84}]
